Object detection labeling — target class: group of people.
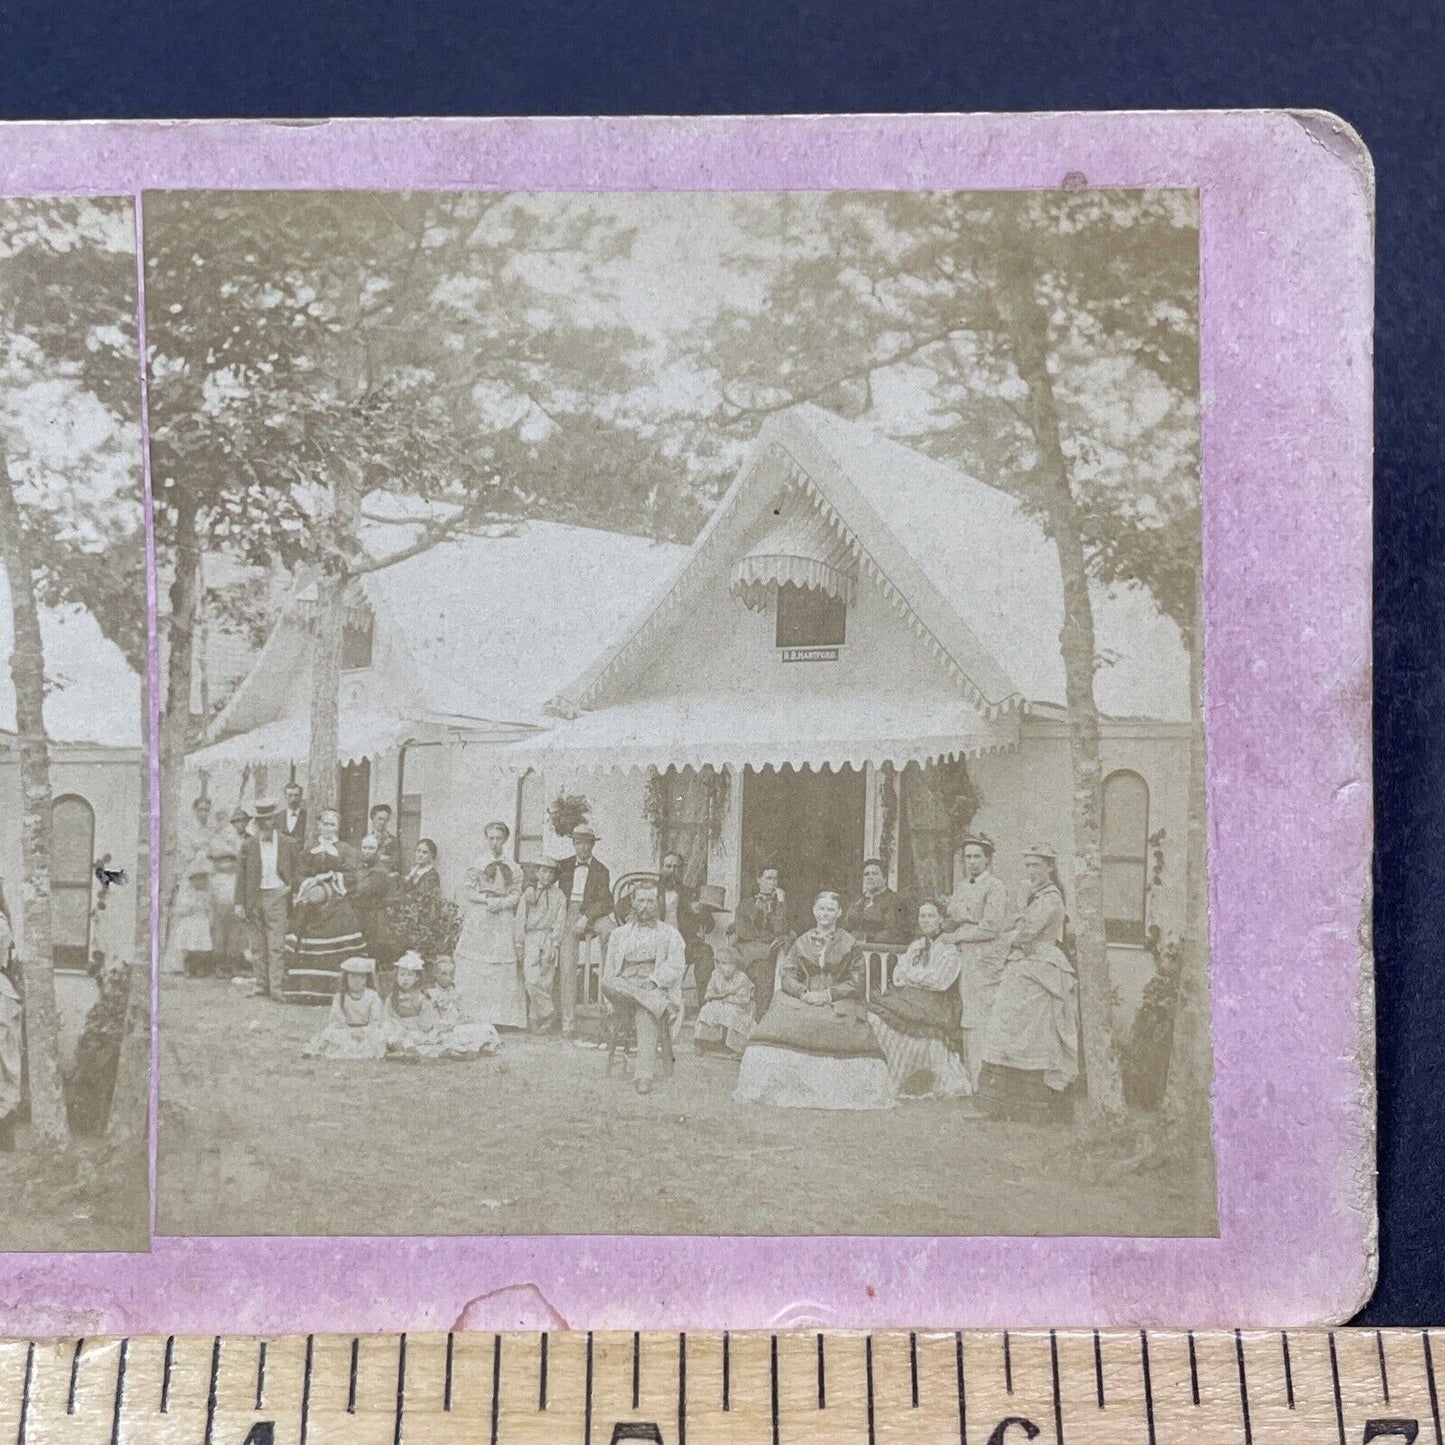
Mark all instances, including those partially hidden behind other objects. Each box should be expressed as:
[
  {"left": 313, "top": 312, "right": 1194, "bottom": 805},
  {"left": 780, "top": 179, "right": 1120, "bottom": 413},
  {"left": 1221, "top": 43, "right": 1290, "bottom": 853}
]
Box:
[
  {"left": 732, "top": 836, "right": 1080, "bottom": 1122},
  {"left": 167, "top": 785, "right": 442, "bottom": 1006},
  {"left": 169, "top": 790, "right": 1080, "bottom": 1121}
]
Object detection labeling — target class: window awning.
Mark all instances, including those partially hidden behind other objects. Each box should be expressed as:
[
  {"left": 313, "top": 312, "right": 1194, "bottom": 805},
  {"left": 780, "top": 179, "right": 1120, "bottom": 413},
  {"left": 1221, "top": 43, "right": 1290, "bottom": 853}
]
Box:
[
  {"left": 499, "top": 692, "right": 1018, "bottom": 775},
  {"left": 729, "top": 489, "right": 858, "bottom": 612},
  {"left": 187, "top": 712, "right": 417, "bottom": 770}
]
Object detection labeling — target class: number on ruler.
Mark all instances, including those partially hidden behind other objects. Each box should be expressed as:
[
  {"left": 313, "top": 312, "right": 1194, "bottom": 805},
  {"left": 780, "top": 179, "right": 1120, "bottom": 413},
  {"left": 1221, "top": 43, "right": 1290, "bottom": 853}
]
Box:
[
  {"left": 240, "top": 1424, "right": 275, "bottom": 1445},
  {"left": 609, "top": 1424, "right": 664, "bottom": 1443},
  {"left": 986, "top": 1417, "right": 1042, "bottom": 1445},
  {"left": 1364, "top": 1423, "right": 1420, "bottom": 1445}
]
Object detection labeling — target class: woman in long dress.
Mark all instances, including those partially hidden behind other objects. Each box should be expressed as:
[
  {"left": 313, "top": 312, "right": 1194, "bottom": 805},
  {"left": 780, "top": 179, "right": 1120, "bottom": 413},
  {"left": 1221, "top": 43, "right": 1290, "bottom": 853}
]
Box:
[
  {"left": 977, "top": 843, "right": 1079, "bottom": 1124},
  {"left": 867, "top": 899, "right": 972, "bottom": 1098},
  {"left": 284, "top": 808, "right": 366, "bottom": 1004},
  {"left": 453, "top": 821, "right": 526, "bottom": 1028},
  {"left": 734, "top": 890, "right": 893, "bottom": 1110}
]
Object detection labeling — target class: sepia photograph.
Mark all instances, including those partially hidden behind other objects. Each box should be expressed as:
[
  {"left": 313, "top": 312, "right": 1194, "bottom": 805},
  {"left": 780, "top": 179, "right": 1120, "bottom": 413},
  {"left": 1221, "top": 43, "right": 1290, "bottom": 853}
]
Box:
[
  {"left": 0, "top": 196, "right": 151, "bottom": 1250},
  {"left": 148, "top": 186, "right": 1215, "bottom": 1238}
]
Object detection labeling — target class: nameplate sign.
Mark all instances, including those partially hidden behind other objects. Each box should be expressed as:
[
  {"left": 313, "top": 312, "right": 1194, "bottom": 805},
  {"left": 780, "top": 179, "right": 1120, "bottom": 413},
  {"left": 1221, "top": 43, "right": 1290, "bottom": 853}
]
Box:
[{"left": 780, "top": 646, "right": 840, "bottom": 663}]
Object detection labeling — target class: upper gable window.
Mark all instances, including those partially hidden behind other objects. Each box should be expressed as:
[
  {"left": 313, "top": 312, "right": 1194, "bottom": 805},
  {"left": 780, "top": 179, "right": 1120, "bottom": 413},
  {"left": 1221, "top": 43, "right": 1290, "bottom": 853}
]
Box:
[
  {"left": 342, "top": 612, "right": 375, "bottom": 671},
  {"left": 775, "top": 583, "right": 847, "bottom": 649}
]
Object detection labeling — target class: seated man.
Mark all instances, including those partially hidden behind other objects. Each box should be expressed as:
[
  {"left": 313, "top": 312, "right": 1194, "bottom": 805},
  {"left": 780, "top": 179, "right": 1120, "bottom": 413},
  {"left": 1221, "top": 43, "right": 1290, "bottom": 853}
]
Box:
[
  {"left": 732, "top": 863, "right": 791, "bottom": 1015},
  {"left": 843, "top": 858, "right": 913, "bottom": 948},
  {"left": 600, "top": 878, "right": 686, "bottom": 1095}
]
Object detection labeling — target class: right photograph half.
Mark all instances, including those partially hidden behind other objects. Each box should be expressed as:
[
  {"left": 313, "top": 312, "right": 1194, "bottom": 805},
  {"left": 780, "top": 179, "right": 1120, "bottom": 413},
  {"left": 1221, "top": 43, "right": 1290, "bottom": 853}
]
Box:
[{"left": 148, "top": 186, "right": 1214, "bottom": 1239}]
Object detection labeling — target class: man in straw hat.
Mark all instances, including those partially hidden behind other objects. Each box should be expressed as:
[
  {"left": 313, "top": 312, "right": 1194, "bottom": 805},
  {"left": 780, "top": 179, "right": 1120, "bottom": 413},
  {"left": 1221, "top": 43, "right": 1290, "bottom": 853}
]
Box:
[
  {"left": 236, "top": 799, "right": 301, "bottom": 998},
  {"left": 515, "top": 856, "right": 567, "bottom": 1030},
  {"left": 945, "top": 831, "right": 1011, "bottom": 1089}
]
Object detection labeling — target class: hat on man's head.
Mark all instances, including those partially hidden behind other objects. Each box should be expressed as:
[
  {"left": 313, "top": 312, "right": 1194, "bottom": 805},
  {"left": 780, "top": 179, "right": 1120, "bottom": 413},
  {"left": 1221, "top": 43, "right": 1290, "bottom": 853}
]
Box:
[
  {"left": 532, "top": 856, "right": 560, "bottom": 874},
  {"left": 961, "top": 832, "right": 996, "bottom": 858},
  {"left": 572, "top": 823, "right": 599, "bottom": 841},
  {"left": 1022, "top": 842, "right": 1058, "bottom": 862},
  {"left": 696, "top": 883, "right": 728, "bottom": 912},
  {"left": 253, "top": 799, "right": 279, "bottom": 821},
  {"left": 340, "top": 957, "right": 375, "bottom": 976}
]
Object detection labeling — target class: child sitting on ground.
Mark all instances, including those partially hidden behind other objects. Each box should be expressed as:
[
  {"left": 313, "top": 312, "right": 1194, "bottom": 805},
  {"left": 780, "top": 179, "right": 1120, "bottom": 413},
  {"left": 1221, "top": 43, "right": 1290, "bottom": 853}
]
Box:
[
  {"left": 692, "top": 938, "right": 756, "bottom": 1057},
  {"left": 303, "top": 957, "right": 385, "bottom": 1060},
  {"left": 426, "top": 955, "right": 500, "bottom": 1058}
]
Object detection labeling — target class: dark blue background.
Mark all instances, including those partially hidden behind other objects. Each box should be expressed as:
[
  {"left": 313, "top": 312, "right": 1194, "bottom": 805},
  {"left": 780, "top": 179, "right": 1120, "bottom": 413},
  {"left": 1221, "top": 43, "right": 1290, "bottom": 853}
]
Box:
[{"left": 2, "top": 0, "right": 1439, "bottom": 1323}]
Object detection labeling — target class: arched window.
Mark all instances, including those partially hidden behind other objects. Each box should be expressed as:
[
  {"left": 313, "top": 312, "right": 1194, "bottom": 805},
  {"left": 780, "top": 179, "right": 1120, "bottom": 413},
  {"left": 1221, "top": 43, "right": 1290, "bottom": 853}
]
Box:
[
  {"left": 1102, "top": 770, "right": 1150, "bottom": 945},
  {"left": 51, "top": 793, "right": 95, "bottom": 969}
]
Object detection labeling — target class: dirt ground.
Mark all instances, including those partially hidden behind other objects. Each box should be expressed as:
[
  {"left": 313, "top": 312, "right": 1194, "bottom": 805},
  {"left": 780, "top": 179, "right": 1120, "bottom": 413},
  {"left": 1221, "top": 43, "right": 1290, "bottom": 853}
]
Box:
[
  {"left": 157, "top": 975, "right": 1217, "bottom": 1238},
  {"left": 0, "top": 1135, "right": 148, "bottom": 1253}
]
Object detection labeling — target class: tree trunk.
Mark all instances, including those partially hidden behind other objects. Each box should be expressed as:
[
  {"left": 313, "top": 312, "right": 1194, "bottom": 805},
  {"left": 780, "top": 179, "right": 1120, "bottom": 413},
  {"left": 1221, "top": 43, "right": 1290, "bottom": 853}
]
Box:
[
  {"left": 1161, "top": 570, "right": 1211, "bottom": 1137},
  {"left": 0, "top": 472, "right": 68, "bottom": 1143},
  {"left": 158, "top": 491, "right": 200, "bottom": 948},
  {"left": 105, "top": 687, "right": 152, "bottom": 1154},
  {"left": 993, "top": 220, "right": 1124, "bottom": 1119},
  {"left": 304, "top": 463, "right": 363, "bottom": 818}
]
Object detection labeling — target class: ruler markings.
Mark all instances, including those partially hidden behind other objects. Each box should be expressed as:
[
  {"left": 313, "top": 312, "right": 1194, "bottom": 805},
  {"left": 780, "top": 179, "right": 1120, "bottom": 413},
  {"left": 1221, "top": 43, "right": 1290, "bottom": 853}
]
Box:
[
  {"left": 108, "top": 1338, "right": 127, "bottom": 1445},
  {"left": 15, "top": 1341, "right": 31, "bottom": 1445},
  {"left": 1330, "top": 1330, "right": 1347, "bottom": 1445},
  {"left": 1093, "top": 1330, "right": 1104, "bottom": 1408},
  {"left": 677, "top": 1331, "right": 686, "bottom": 1445},
  {"left": 67, "top": 1337, "right": 84, "bottom": 1414},
  {"left": 1425, "top": 1332, "right": 1442, "bottom": 1445},
  {"left": 299, "top": 1333, "right": 313, "bottom": 1445},
  {"left": 393, "top": 1332, "right": 406, "bottom": 1445},
  {"left": 866, "top": 1335, "right": 877, "bottom": 1445},
  {"left": 537, "top": 1331, "right": 546, "bottom": 1411},
  {"left": 1281, "top": 1332, "right": 1295, "bottom": 1409},
  {"left": 347, "top": 1335, "right": 359, "bottom": 1413},
  {"left": 815, "top": 1331, "right": 824, "bottom": 1409},
  {"left": 255, "top": 1339, "right": 267, "bottom": 1412},
  {"left": 584, "top": 1330, "right": 593, "bottom": 1445},
  {"left": 911, "top": 1330, "right": 920, "bottom": 1408},
  {"left": 445, "top": 1331, "right": 454, "bottom": 1412},
  {"left": 1188, "top": 1330, "right": 1200, "bottom": 1406},
  {"left": 1378, "top": 1328, "right": 1391, "bottom": 1402},
  {"left": 1051, "top": 1330, "right": 1065, "bottom": 1445},
  {"left": 956, "top": 1330, "right": 968, "bottom": 1445},
  {"left": 1005, "top": 1330, "right": 1014, "bottom": 1394},
  {"left": 632, "top": 1330, "right": 640, "bottom": 1410},
  {"left": 490, "top": 1334, "right": 501, "bottom": 1445},
  {"left": 721, "top": 1331, "right": 730, "bottom": 1411},
  {"left": 770, "top": 1334, "right": 779, "bottom": 1445},
  {"left": 1236, "top": 1329, "right": 1253, "bottom": 1445},
  {"left": 203, "top": 1336, "right": 220, "bottom": 1445},
  {"left": 1139, "top": 1331, "right": 1155, "bottom": 1445},
  {"left": 160, "top": 1335, "right": 174, "bottom": 1414}
]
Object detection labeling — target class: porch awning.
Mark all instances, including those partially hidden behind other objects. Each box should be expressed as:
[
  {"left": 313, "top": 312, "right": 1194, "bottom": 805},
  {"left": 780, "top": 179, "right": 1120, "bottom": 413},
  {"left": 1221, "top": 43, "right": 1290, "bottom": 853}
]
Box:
[
  {"left": 729, "top": 490, "right": 858, "bottom": 612},
  {"left": 499, "top": 691, "right": 1018, "bottom": 775},
  {"left": 187, "top": 712, "right": 415, "bottom": 770}
]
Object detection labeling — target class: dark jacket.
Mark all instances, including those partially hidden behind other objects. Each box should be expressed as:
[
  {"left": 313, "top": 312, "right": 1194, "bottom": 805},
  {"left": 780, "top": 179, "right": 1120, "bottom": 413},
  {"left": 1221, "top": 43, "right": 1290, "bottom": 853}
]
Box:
[
  {"left": 300, "top": 839, "right": 361, "bottom": 895},
  {"left": 352, "top": 860, "right": 399, "bottom": 963},
  {"left": 734, "top": 890, "right": 790, "bottom": 948},
  {"left": 236, "top": 832, "right": 302, "bottom": 918},
  {"left": 615, "top": 877, "right": 709, "bottom": 943},
  {"left": 842, "top": 888, "right": 913, "bottom": 947},
  {"left": 555, "top": 854, "right": 614, "bottom": 927},
  {"left": 281, "top": 805, "right": 308, "bottom": 845}
]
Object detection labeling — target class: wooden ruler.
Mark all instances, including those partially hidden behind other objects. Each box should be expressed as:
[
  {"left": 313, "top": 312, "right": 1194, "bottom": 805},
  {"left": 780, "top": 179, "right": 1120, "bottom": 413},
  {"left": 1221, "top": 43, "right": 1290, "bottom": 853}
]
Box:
[{"left": 0, "top": 1329, "right": 1437, "bottom": 1444}]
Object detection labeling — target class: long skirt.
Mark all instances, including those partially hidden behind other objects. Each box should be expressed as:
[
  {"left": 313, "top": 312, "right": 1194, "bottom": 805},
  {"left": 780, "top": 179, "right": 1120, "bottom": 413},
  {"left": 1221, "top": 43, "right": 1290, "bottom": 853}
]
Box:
[
  {"left": 868, "top": 1015, "right": 972, "bottom": 1098},
  {"left": 694, "top": 1000, "right": 753, "bottom": 1055},
  {"left": 977, "top": 1063, "right": 1074, "bottom": 1124},
  {"left": 867, "top": 983, "right": 971, "bottom": 1098},
  {"left": 303, "top": 1021, "right": 386, "bottom": 1061},
  {"left": 283, "top": 898, "right": 366, "bottom": 1005},
  {"left": 735, "top": 992, "right": 892, "bottom": 1110},
  {"left": 980, "top": 950, "right": 1079, "bottom": 1091},
  {"left": 455, "top": 903, "right": 527, "bottom": 1028}
]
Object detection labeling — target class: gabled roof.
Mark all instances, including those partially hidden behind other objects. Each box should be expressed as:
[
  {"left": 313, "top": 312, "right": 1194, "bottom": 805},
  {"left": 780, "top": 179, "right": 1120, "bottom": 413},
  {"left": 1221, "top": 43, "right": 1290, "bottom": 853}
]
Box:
[
  {"left": 206, "top": 519, "right": 689, "bottom": 742},
  {"left": 552, "top": 405, "right": 1190, "bottom": 724},
  {"left": 0, "top": 574, "right": 142, "bottom": 747}
]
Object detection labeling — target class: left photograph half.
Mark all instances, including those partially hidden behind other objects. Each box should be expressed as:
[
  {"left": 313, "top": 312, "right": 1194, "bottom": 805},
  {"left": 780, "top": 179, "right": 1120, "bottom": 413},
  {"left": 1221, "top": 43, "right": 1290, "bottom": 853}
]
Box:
[{"left": 0, "top": 197, "right": 151, "bottom": 1250}]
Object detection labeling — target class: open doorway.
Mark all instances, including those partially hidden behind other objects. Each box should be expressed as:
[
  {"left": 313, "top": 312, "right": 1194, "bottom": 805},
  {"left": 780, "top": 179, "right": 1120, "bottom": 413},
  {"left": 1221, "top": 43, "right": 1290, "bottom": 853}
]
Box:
[{"left": 739, "top": 764, "right": 866, "bottom": 936}]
